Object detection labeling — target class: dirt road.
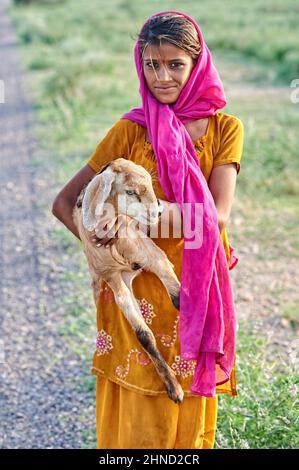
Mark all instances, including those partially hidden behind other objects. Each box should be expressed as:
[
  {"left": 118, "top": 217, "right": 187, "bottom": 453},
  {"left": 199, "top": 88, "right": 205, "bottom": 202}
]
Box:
[{"left": 0, "top": 0, "right": 95, "bottom": 448}]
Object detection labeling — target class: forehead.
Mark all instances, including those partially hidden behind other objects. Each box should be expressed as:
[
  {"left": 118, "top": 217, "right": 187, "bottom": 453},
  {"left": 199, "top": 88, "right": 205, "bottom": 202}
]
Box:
[{"left": 143, "top": 42, "right": 189, "bottom": 61}]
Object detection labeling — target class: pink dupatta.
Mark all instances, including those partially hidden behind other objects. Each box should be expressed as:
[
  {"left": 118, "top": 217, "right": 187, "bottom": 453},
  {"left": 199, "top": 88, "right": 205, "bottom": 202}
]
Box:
[{"left": 121, "top": 10, "right": 237, "bottom": 397}]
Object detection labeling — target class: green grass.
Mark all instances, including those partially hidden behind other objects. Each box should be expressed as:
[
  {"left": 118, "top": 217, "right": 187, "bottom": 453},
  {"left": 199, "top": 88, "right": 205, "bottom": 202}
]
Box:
[
  {"left": 216, "top": 322, "right": 298, "bottom": 449},
  {"left": 9, "top": 0, "right": 299, "bottom": 449},
  {"left": 282, "top": 302, "right": 299, "bottom": 331}
]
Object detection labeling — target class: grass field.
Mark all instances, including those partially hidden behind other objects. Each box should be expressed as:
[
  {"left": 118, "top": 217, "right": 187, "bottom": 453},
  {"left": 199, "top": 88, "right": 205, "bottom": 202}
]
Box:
[{"left": 9, "top": 0, "right": 299, "bottom": 448}]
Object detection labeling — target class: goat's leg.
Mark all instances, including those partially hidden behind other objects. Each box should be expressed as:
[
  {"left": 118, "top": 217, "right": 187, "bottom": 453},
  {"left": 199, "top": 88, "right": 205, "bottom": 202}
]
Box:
[
  {"left": 106, "top": 273, "right": 184, "bottom": 403},
  {"left": 130, "top": 237, "right": 181, "bottom": 310}
]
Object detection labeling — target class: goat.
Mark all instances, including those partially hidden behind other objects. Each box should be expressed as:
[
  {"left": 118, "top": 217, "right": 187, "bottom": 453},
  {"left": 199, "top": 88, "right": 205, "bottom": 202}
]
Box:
[{"left": 73, "top": 157, "right": 184, "bottom": 403}]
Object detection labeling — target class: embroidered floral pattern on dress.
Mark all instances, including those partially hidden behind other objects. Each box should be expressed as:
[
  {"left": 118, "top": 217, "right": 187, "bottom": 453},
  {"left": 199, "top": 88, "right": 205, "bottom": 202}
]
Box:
[
  {"left": 171, "top": 355, "right": 197, "bottom": 379},
  {"left": 194, "top": 139, "right": 205, "bottom": 154},
  {"left": 96, "top": 329, "right": 113, "bottom": 356},
  {"left": 155, "top": 314, "right": 179, "bottom": 347},
  {"left": 145, "top": 136, "right": 206, "bottom": 154},
  {"left": 136, "top": 298, "right": 156, "bottom": 324},
  {"left": 115, "top": 348, "right": 151, "bottom": 379},
  {"left": 136, "top": 351, "right": 151, "bottom": 366}
]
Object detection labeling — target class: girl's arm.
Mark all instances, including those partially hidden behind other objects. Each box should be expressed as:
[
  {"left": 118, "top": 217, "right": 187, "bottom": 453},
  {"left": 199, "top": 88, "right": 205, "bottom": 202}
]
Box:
[
  {"left": 208, "top": 163, "right": 238, "bottom": 232},
  {"left": 52, "top": 164, "right": 97, "bottom": 240},
  {"left": 52, "top": 162, "right": 237, "bottom": 243},
  {"left": 159, "top": 162, "right": 237, "bottom": 236}
]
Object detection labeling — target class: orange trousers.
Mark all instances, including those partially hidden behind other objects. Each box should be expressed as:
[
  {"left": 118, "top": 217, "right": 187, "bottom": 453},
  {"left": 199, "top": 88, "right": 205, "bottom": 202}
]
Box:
[{"left": 96, "top": 375, "right": 218, "bottom": 449}]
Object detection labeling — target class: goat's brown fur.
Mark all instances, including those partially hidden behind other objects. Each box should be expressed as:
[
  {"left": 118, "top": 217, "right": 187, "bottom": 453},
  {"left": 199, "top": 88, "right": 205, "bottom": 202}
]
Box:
[{"left": 73, "top": 158, "right": 183, "bottom": 403}]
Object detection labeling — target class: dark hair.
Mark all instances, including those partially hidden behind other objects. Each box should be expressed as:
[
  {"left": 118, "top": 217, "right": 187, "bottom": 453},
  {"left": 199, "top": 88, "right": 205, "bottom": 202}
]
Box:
[{"left": 133, "top": 13, "right": 201, "bottom": 65}]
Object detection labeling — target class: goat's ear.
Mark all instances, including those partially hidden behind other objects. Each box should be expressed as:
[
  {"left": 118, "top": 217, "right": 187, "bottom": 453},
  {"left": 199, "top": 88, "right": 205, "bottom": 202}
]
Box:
[{"left": 82, "top": 165, "right": 115, "bottom": 231}]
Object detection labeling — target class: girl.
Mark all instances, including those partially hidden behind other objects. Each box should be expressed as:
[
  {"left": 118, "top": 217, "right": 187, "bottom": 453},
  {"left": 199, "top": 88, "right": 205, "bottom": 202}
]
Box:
[{"left": 52, "top": 10, "right": 244, "bottom": 449}]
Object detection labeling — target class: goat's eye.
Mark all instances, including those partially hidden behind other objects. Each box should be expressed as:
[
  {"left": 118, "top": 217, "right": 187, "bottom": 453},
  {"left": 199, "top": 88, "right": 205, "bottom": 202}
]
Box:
[{"left": 126, "top": 189, "right": 135, "bottom": 196}]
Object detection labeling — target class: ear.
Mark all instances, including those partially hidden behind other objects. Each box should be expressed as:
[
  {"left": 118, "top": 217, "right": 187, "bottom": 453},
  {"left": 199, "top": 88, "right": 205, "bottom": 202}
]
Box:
[{"left": 82, "top": 164, "right": 116, "bottom": 231}]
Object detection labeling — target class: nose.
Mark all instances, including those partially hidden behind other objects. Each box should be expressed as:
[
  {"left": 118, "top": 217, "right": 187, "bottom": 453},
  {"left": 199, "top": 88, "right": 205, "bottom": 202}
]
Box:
[{"left": 156, "top": 63, "right": 171, "bottom": 81}]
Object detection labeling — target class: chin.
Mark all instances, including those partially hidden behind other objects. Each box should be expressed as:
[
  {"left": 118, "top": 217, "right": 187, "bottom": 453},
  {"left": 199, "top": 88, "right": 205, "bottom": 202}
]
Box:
[
  {"left": 155, "top": 95, "right": 178, "bottom": 105},
  {"left": 150, "top": 89, "right": 179, "bottom": 104},
  {"left": 162, "top": 100, "right": 177, "bottom": 105}
]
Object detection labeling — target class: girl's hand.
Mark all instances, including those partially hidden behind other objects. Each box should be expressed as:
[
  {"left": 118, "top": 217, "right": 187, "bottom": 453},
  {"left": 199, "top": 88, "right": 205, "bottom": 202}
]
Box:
[{"left": 90, "top": 214, "right": 132, "bottom": 248}]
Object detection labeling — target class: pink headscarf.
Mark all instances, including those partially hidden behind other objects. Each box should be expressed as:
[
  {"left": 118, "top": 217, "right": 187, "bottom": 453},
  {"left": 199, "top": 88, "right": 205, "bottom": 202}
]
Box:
[{"left": 121, "top": 10, "right": 237, "bottom": 397}]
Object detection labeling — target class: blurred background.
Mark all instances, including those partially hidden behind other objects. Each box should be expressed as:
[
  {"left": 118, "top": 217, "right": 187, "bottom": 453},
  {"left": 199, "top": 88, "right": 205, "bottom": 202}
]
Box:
[{"left": 0, "top": 0, "right": 298, "bottom": 449}]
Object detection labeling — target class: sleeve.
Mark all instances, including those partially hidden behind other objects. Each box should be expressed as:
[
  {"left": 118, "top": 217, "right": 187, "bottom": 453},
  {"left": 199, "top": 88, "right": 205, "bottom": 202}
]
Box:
[
  {"left": 212, "top": 116, "right": 244, "bottom": 175},
  {"left": 86, "top": 118, "right": 131, "bottom": 173}
]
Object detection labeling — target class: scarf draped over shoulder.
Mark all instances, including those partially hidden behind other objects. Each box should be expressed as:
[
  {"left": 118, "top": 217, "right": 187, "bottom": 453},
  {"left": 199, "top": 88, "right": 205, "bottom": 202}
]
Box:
[{"left": 121, "top": 10, "right": 237, "bottom": 397}]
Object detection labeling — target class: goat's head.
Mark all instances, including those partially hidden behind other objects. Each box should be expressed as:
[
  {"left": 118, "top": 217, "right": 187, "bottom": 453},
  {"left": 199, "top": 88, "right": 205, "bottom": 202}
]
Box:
[{"left": 82, "top": 158, "right": 162, "bottom": 231}]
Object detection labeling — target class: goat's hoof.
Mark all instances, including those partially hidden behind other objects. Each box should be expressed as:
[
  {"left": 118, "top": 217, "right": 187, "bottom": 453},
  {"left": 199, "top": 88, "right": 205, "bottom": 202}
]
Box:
[
  {"left": 167, "top": 382, "right": 184, "bottom": 404},
  {"left": 170, "top": 293, "right": 180, "bottom": 311}
]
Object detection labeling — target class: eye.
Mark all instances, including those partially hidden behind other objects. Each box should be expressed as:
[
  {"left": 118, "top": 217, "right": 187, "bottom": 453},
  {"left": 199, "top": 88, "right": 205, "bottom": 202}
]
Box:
[
  {"left": 145, "top": 62, "right": 184, "bottom": 69},
  {"left": 145, "top": 63, "right": 157, "bottom": 69},
  {"left": 126, "top": 189, "right": 136, "bottom": 196}
]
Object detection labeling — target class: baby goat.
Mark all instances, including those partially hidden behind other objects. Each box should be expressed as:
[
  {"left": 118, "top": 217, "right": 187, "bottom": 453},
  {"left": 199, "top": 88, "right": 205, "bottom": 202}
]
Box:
[{"left": 73, "top": 158, "right": 183, "bottom": 403}]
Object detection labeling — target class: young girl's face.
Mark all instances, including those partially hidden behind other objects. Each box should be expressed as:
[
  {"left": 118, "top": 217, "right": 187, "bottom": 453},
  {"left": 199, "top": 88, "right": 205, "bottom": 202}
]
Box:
[{"left": 142, "top": 41, "right": 196, "bottom": 105}]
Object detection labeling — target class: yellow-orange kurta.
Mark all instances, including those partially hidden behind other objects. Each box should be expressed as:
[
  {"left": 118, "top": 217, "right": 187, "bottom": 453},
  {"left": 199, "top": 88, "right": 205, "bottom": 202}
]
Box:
[{"left": 87, "top": 111, "right": 244, "bottom": 449}]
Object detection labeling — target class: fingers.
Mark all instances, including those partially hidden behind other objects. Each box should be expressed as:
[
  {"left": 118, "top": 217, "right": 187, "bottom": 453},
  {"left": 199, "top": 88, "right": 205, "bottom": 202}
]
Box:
[
  {"left": 91, "top": 218, "right": 120, "bottom": 248},
  {"left": 90, "top": 215, "right": 131, "bottom": 248},
  {"left": 91, "top": 234, "right": 114, "bottom": 248},
  {"left": 95, "top": 217, "right": 116, "bottom": 238}
]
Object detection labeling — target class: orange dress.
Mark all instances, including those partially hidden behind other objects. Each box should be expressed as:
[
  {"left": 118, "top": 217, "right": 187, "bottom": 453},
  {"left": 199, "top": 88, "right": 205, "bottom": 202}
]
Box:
[{"left": 87, "top": 112, "right": 244, "bottom": 449}]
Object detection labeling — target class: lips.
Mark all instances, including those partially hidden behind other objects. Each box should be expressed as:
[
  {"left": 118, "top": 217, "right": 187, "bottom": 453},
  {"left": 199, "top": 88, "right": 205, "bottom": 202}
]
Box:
[
  {"left": 155, "top": 86, "right": 176, "bottom": 89},
  {"left": 155, "top": 86, "right": 177, "bottom": 94}
]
